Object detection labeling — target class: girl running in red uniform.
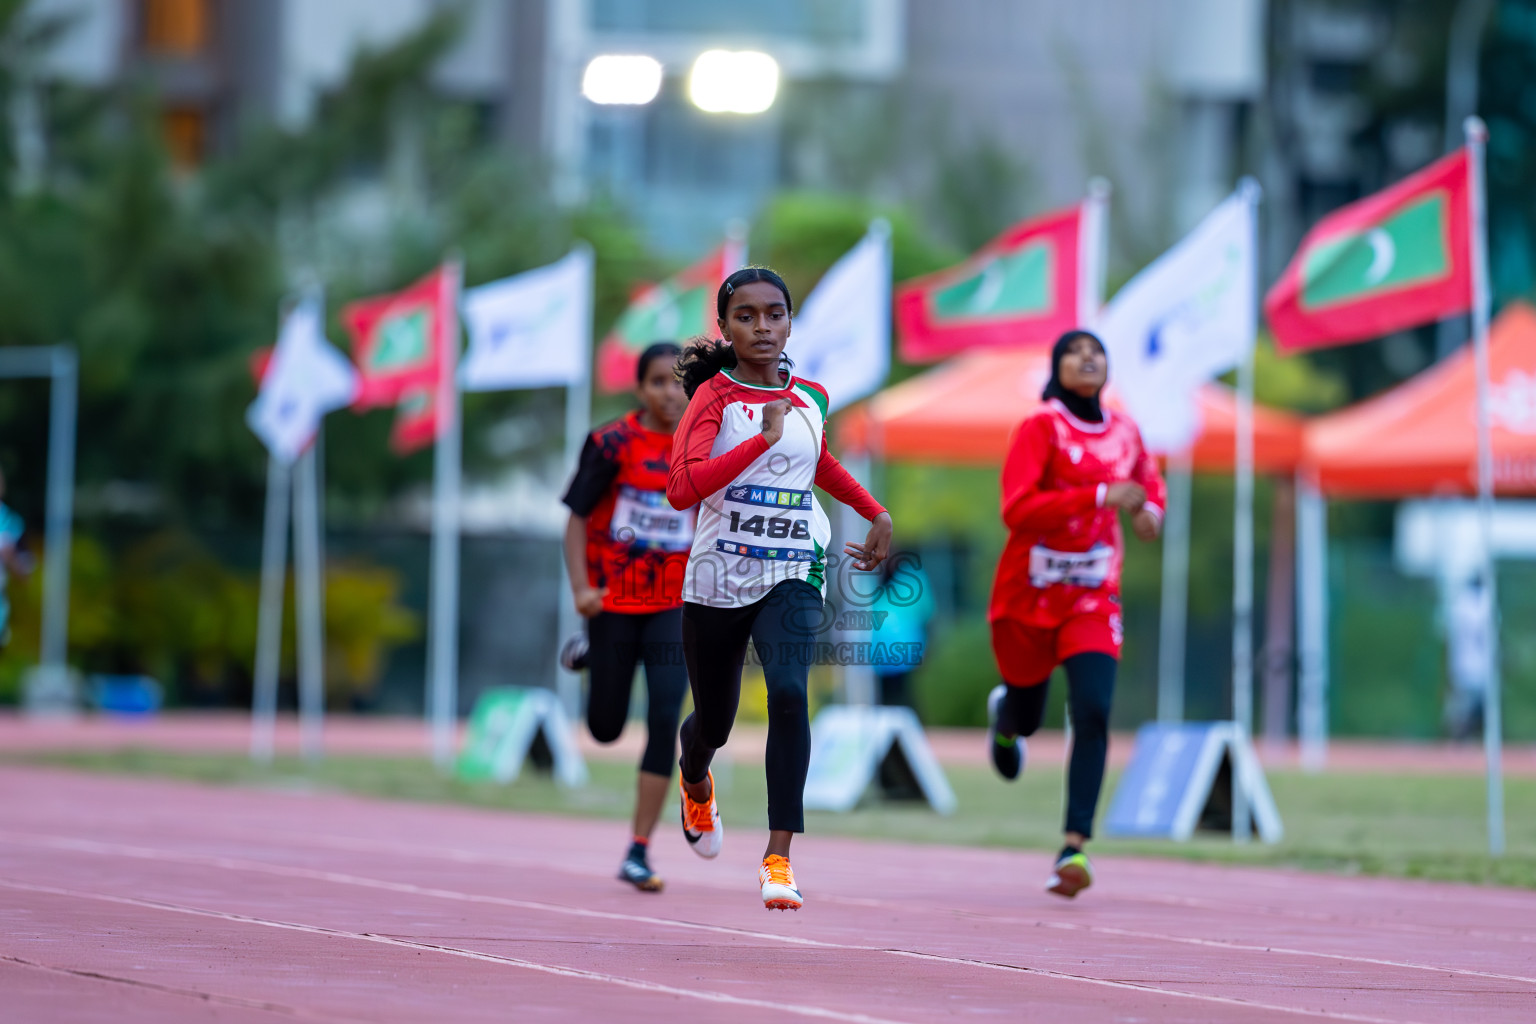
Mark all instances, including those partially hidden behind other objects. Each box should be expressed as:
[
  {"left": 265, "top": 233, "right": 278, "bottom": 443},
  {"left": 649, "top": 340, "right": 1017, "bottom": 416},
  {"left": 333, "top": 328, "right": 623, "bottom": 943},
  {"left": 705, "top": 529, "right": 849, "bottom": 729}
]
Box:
[
  {"left": 667, "top": 267, "right": 892, "bottom": 911},
  {"left": 561, "top": 342, "right": 693, "bottom": 892},
  {"left": 986, "top": 329, "right": 1165, "bottom": 899}
]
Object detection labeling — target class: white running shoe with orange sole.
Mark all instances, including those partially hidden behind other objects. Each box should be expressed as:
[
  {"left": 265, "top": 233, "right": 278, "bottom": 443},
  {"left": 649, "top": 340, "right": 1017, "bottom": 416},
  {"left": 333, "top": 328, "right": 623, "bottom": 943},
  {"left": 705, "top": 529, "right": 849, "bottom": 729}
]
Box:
[
  {"left": 680, "top": 772, "right": 722, "bottom": 859},
  {"left": 760, "top": 854, "right": 803, "bottom": 911}
]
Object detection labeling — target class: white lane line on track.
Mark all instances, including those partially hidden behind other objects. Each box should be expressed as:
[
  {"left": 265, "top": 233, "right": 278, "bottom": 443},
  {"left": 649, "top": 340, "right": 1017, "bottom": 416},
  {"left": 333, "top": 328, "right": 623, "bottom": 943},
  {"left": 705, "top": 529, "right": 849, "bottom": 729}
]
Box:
[
  {"left": 1120, "top": 890, "right": 1536, "bottom": 943},
  {"left": 0, "top": 831, "right": 1459, "bottom": 1022},
  {"left": 6, "top": 830, "right": 1528, "bottom": 991},
  {"left": 984, "top": 914, "right": 1536, "bottom": 988},
  {"left": 0, "top": 832, "right": 829, "bottom": 946},
  {"left": 0, "top": 953, "right": 367, "bottom": 1023},
  {"left": 0, "top": 879, "right": 913, "bottom": 1024},
  {"left": 242, "top": 827, "right": 1536, "bottom": 945},
  {"left": 886, "top": 950, "right": 1427, "bottom": 1024}
]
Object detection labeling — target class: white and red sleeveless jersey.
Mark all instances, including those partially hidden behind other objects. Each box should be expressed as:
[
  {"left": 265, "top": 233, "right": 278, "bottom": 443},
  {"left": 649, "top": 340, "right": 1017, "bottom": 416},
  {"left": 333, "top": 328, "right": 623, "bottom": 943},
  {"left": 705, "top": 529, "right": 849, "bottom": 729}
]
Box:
[
  {"left": 989, "top": 399, "right": 1166, "bottom": 628},
  {"left": 668, "top": 370, "right": 885, "bottom": 609}
]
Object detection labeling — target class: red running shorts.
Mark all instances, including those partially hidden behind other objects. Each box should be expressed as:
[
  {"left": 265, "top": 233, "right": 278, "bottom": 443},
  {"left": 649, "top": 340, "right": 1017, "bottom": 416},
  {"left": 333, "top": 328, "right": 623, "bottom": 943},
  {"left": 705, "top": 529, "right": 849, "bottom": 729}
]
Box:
[{"left": 990, "top": 611, "right": 1122, "bottom": 686}]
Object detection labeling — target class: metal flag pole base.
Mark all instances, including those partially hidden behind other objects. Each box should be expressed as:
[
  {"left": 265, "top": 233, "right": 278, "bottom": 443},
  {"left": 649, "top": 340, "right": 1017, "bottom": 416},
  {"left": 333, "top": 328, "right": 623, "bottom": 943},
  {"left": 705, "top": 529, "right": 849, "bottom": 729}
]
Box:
[
  {"left": 1157, "top": 449, "right": 1193, "bottom": 724},
  {"left": 428, "top": 260, "right": 465, "bottom": 772},
  {"left": 251, "top": 454, "right": 290, "bottom": 763}
]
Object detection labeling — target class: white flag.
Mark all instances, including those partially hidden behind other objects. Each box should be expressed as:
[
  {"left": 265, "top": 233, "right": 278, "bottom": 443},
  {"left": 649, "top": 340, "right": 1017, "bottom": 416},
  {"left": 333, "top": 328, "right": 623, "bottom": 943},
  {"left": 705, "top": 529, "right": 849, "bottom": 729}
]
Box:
[
  {"left": 460, "top": 248, "right": 593, "bottom": 392},
  {"left": 783, "top": 223, "right": 892, "bottom": 413},
  {"left": 246, "top": 293, "right": 359, "bottom": 464},
  {"left": 1096, "top": 186, "right": 1258, "bottom": 453}
]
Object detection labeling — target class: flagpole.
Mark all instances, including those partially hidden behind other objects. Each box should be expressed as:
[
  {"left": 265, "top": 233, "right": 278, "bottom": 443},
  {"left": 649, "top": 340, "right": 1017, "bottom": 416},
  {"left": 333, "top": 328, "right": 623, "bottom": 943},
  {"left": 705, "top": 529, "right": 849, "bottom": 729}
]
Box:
[
  {"left": 294, "top": 442, "right": 325, "bottom": 761},
  {"left": 1082, "top": 177, "right": 1112, "bottom": 322},
  {"left": 1231, "top": 178, "right": 1262, "bottom": 843},
  {"left": 556, "top": 244, "right": 595, "bottom": 720},
  {"left": 251, "top": 452, "right": 290, "bottom": 763},
  {"left": 1157, "top": 448, "right": 1192, "bottom": 723},
  {"left": 1465, "top": 116, "right": 1504, "bottom": 857},
  {"left": 1295, "top": 471, "right": 1329, "bottom": 773},
  {"left": 429, "top": 259, "right": 465, "bottom": 771}
]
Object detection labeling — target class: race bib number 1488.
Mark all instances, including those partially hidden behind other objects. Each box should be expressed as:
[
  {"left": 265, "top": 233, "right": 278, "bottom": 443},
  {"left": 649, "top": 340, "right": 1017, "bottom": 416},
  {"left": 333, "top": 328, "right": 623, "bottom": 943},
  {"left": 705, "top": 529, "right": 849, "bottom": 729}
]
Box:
[{"left": 717, "top": 484, "right": 815, "bottom": 560}]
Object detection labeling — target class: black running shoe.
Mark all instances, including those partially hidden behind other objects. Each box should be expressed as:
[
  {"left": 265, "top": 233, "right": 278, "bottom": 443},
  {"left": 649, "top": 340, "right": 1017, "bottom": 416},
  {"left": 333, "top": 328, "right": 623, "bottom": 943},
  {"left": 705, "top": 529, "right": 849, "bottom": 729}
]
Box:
[
  {"left": 618, "top": 853, "right": 663, "bottom": 892},
  {"left": 987, "top": 684, "right": 1024, "bottom": 780},
  {"left": 559, "top": 632, "right": 589, "bottom": 672}
]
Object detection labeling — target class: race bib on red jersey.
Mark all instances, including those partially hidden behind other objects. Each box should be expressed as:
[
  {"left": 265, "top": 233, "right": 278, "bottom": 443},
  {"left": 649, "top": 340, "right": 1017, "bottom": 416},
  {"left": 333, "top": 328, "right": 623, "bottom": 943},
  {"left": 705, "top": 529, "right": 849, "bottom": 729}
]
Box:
[{"left": 1028, "top": 543, "right": 1113, "bottom": 589}]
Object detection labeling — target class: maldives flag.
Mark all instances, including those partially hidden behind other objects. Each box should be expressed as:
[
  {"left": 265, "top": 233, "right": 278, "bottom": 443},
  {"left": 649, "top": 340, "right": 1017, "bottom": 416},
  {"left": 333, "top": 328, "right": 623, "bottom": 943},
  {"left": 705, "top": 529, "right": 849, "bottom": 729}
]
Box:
[
  {"left": 1266, "top": 150, "right": 1471, "bottom": 353},
  {"left": 389, "top": 384, "right": 439, "bottom": 454},
  {"left": 595, "top": 239, "right": 746, "bottom": 393},
  {"left": 342, "top": 266, "right": 456, "bottom": 409},
  {"left": 896, "top": 203, "right": 1091, "bottom": 362}
]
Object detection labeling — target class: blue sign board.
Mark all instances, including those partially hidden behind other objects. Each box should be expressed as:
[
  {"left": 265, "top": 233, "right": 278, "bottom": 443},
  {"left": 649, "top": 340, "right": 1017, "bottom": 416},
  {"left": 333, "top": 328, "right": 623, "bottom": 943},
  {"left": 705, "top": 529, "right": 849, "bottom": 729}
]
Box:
[{"left": 1103, "top": 721, "right": 1283, "bottom": 842}]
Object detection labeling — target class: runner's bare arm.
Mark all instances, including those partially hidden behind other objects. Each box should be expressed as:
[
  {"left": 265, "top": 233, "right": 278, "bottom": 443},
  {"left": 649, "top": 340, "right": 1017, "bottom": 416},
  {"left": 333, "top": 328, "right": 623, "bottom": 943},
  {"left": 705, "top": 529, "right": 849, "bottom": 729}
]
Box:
[{"left": 563, "top": 513, "right": 606, "bottom": 617}]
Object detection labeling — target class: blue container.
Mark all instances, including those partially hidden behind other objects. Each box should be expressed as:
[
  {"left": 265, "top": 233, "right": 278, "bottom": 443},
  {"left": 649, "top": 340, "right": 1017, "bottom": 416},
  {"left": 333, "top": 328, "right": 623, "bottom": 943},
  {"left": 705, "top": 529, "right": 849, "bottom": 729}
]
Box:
[{"left": 89, "top": 675, "right": 163, "bottom": 716}]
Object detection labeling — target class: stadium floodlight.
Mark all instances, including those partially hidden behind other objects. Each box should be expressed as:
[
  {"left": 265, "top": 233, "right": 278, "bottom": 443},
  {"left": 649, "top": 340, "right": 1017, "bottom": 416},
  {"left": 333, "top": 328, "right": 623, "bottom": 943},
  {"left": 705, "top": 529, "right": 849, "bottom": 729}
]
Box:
[
  {"left": 581, "top": 55, "right": 663, "bottom": 105},
  {"left": 688, "top": 50, "right": 779, "bottom": 114}
]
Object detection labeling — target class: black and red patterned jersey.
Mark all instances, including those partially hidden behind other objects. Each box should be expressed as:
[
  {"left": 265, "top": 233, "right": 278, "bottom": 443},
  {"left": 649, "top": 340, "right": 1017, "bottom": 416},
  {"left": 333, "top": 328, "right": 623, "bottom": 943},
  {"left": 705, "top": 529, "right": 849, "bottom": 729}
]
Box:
[{"left": 563, "top": 411, "right": 694, "bottom": 614}]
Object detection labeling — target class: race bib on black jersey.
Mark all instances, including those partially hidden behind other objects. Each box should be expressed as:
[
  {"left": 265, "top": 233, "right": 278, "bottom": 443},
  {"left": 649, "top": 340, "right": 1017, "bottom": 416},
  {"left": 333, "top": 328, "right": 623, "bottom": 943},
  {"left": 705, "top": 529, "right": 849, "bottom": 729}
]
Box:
[{"left": 610, "top": 485, "right": 693, "bottom": 552}]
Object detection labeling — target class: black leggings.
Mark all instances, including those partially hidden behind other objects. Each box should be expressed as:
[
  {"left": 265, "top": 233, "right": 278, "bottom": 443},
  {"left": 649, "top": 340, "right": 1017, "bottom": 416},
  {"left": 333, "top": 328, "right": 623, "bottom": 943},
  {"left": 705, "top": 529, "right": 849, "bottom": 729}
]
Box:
[
  {"left": 586, "top": 608, "right": 689, "bottom": 777},
  {"left": 679, "top": 579, "right": 822, "bottom": 833},
  {"left": 995, "top": 652, "right": 1117, "bottom": 838}
]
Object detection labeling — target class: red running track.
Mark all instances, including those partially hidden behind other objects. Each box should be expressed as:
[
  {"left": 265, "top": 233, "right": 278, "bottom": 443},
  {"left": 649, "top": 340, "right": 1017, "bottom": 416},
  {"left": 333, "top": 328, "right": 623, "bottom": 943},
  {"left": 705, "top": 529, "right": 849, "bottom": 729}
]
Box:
[{"left": 1, "top": 765, "right": 1532, "bottom": 1023}]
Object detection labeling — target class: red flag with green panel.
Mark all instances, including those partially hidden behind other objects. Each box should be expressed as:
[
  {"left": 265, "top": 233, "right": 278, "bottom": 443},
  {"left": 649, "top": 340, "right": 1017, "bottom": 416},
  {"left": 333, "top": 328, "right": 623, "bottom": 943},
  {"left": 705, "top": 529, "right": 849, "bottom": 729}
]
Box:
[
  {"left": 389, "top": 383, "right": 439, "bottom": 454},
  {"left": 342, "top": 264, "right": 456, "bottom": 453},
  {"left": 895, "top": 203, "right": 1090, "bottom": 362},
  {"left": 1265, "top": 150, "right": 1472, "bottom": 352},
  {"left": 342, "top": 266, "right": 455, "bottom": 409},
  {"left": 595, "top": 240, "right": 746, "bottom": 393}
]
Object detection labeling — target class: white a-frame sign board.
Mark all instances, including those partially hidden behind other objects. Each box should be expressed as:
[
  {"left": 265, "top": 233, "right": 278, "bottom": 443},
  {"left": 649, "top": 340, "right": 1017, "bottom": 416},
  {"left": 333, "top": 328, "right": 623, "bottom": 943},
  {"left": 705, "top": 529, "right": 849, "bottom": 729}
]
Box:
[
  {"left": 803, "top": 705, "right": 957, "bottom": 815},
  {"left": 1103, "top": 722, "right": 1283, "bottom": 842},
  {"left": 457, "top": 687, "right": 588, "bottom": 787}
]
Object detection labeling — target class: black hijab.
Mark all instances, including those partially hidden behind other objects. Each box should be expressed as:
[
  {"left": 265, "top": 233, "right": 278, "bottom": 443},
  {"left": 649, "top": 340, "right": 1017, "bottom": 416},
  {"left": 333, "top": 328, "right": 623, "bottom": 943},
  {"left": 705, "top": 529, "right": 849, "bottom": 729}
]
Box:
[{"left": 1040, "top": 329, "right": 1106, "bottom": 423}]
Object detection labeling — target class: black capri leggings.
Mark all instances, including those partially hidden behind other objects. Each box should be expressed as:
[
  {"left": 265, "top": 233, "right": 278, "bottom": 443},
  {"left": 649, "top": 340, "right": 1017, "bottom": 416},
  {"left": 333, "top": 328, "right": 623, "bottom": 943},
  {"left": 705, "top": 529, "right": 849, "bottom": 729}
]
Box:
[
  {"left": 995, "top": 652, "right": 1117, "bottom": 838},
  {"left": 585, "top": 607, "right": 689, "bottom": 777},
  {"left": 679, "top": 578, "right": 822, "bottom": 833}
]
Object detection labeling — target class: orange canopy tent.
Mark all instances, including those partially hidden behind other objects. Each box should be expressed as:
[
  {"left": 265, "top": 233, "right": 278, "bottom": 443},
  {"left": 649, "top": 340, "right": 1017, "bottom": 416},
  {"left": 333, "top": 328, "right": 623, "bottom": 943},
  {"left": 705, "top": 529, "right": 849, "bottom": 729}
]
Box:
[
  {"left": 1303, "top": 302, "right": 1536, "bottom": 497},
  {"left": 837, "top": 347, "right": 1304, "bottom": 472}
]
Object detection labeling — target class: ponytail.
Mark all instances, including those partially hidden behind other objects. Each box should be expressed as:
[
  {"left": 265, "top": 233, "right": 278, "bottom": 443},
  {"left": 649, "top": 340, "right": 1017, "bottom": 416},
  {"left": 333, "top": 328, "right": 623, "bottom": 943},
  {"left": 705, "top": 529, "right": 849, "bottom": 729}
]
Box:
[{"left": 676, "top": 337, "right": 737, "bottom": 398}]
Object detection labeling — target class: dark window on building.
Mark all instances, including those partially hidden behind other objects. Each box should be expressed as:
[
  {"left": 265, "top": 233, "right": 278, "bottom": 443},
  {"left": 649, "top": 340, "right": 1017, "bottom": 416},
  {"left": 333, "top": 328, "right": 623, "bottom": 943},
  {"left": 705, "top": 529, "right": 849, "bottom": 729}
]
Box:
[
  {"left": 1308, "top": 60, "right": 1364, "bottom": 94},
  {"left": 143, "top": 0, "right": 210, "bottom": 56},
  {"left": 161, "top": 108, "right": 206, "bottom": 168}
]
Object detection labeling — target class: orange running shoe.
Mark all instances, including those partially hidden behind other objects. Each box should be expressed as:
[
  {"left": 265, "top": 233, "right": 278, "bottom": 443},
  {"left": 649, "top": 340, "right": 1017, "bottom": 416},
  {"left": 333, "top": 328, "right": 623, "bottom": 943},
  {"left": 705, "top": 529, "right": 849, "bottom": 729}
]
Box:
[
  {"left": 679, "top": 772, "right": 722, "bottom": 859},
  {"left": 759, "top": 855, "right": 802, "bottom": 911}
]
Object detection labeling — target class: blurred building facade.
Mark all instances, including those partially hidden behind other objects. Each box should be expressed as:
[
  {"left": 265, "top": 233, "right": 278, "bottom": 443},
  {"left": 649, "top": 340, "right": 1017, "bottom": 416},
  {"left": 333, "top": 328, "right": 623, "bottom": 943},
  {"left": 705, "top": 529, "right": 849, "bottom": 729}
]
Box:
[
  {"left": 24, "top": 0, "right": 1268, "bottom": 258},
  {"left": 23, "top": 1, "right": 1527, "bottom": 290}
]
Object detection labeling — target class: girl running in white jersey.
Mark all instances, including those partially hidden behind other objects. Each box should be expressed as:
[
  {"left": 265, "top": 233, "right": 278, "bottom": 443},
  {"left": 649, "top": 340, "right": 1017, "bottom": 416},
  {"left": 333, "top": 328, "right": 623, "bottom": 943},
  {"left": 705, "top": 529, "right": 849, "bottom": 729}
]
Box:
[{"left": 666, "top": 267, "right": 893, "bottom": 911}]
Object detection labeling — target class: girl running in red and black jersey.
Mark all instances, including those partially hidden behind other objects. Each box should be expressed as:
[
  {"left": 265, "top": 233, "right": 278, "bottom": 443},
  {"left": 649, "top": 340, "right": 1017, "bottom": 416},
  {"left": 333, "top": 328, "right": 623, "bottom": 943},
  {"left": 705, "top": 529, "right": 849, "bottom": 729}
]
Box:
[
  {"left": 667, "top": 267, "right": 893, "bottom": 911},
  {"left": 987, "top": 329, "right": 1165, "bottom": 899},
  {"left": 561, "top": 342, "right": 693, "bottom": 892}
]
